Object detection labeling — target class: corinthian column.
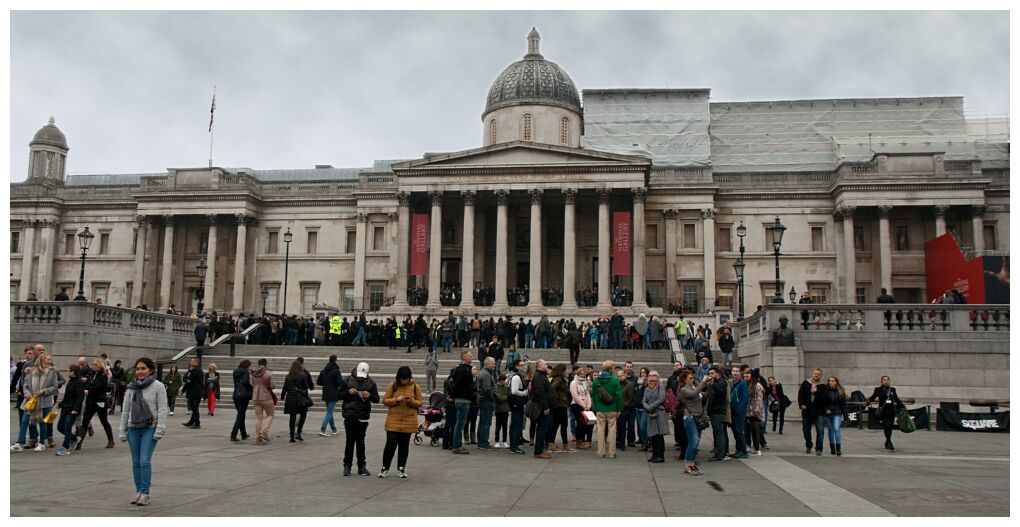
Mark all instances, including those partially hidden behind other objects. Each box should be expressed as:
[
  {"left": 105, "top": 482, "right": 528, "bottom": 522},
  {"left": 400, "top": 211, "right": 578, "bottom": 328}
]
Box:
[
  {"left": 37, "top": 219, "right": 58, "bottom": 301},
  {"left": 204, "top": 215, "right": 218, "bottom": 312},
  {"left": 562, "top": 188, "right": 577, "bottom": 308},
  {"left": 393, "top": 192, "right": 410, "bottom": 309},
  {"left": 493, "top": 190, "right": 510, "bottom": 309},
  {"left": 934, "top": 205, "right": 948, "bottom": 237},
  {"left": 160, "top": 216, "right": 175, "bottom": 310},
  {"left": 597, "top": 188, "right": 611, "bottom": 308},
  {"left": 460, "top": 190, "right": 476, "bottom": 309},
  {"left": 19, "top": 220, "right": 37, "bottom": 300},
  {"left": 354, "top": 213, "right": 368, "bottom": 310},
  {"left": 971, "top": 205, "right": 986, "bottom": 253},
  {"left": 132, "top": 216, "right": 149, "bottom": 307},
  {"left": 839, "top": 207, "right": 857, "bottom": 304},
  {"left": 426, "top": 191, "right": 443, "bottom": 308},
  {"left": 528, "top": 189, "right": 543, "bottom": 307},
  {"left": 632, "top": 188, "right": 648, "bottom": 308},
  {"left": 701, "top": 207, "right": 716, "bottom": 310},
  {"left": 877, "top": 206, "right": 893, "bottom": 295},
  {"left": 232, "top": 214, "right": 249, "bottom": 313}
]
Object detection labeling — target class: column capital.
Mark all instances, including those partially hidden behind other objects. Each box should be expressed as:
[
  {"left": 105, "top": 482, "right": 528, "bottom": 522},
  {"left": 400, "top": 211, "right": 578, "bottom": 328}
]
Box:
[
  {"left": 387, "top": 211, "right": 399, "bottom": 221},
  {"left": 631, "top": 187, "right": 647, "bottom": 203},
  {"left": 206, "top": 214, "right": 219, "bottom": 226},
  {"left": 663, "top": 208, "right": 679, "bottom": 219},
  {"left": 41, "top": 218, "right": 60, "bottom": 229},
  {"left": 529, "top": 188, "right": 544, "bottom": 205},
  {"left": 461, "top": 189, "right": 477, "bottom": 205},
  {"left": 562, "top": 187, "right": 577, "bottom": 204},
  {"left": 357, "top": 212, "right": 369, "bottom": 223},
  {"left": 397, "top": 191, "right": 411, "bottom": 207},
  {"left": 877, "top": 205, "right": 894, "bottom": 218},
  {"left": 429, "top": 190, "right": 444, "bottom": 206},
  {"left": 136, "top": 215, "right": 149, "bottom": 228},
  {"left": 934, "top": 205, "right": 949, "bottom": 217},
  {"left": 162, "top": 215, "right": 175, "bottom": 227},
  {"left": 495, "top": 189, "right": 509, "bottom": 205},
  {"left": 235, "top": 213, "right": 253, "bottom": 226},
  {"left": 597, "top": 187, "right": 611, "bottom": 204},
  {"left": 971, "top": 204, "right": 987, "bottom": 218},
  {"left": 700, "top": 208, "right": 715, "bottom": 220},
  {"left": 835, "top": 206, "right": 856, "bottom": 220}
]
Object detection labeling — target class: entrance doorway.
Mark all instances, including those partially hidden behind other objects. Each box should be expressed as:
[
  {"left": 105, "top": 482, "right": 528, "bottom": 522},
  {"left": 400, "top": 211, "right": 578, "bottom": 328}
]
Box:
[
  {"left": 516, "top": 262, "right": 529, "bottom": 288},
  {"left": 441, "top": 259, "right": 461, "bottom": 289}
]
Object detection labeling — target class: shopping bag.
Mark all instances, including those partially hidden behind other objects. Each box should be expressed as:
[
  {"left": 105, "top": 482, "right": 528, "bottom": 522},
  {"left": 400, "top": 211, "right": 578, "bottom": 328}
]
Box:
[
  {"left": 24, "top": 396, "right": 37, "bottom": 411},
  {"left": 43, "top": 410, "right": 59, "bottom": 424},
  {"left": 897, "top": 408, "right": 916, "bottom": 433},
  {"left": 581, "top": 410, "right": 597, "bottom": 424}
]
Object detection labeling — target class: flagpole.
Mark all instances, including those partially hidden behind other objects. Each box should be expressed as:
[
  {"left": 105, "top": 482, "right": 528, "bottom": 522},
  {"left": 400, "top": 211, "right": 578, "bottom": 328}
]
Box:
[{"left": 208, "top": 86, "right": 216, "bottom": 168}]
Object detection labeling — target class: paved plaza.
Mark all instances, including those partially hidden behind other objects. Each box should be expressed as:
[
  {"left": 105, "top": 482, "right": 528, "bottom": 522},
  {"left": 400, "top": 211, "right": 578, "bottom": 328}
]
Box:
[{"left": 8, "top": 408, "right": 1009, "bottom": 516}]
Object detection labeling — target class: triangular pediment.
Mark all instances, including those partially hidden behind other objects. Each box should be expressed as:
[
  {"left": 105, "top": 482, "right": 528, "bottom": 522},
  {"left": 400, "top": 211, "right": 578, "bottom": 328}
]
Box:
[{"left": 392, "top": 141, "right": 650, "bottom": 171}]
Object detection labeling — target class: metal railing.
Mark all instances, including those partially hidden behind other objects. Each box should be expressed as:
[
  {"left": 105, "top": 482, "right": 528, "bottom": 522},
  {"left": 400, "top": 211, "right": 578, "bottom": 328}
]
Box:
[{"left": 156, "top": 322, "right": 262, "bottom": 378}]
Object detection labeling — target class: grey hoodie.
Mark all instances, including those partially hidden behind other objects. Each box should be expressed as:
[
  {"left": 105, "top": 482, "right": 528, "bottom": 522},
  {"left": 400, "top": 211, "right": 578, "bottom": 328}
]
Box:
[{"left": 476, "top": 367, "right": 497, "bottom": 403}]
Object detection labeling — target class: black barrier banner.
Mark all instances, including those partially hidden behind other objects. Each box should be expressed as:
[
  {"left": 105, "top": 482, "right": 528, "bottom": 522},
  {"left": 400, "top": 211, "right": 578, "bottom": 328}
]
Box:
[
  {"left": 868, "top": 407, "right": 930, "bottom": 430},
  {"left": 936, "top": 410, "right": 1009, "bottom": 432}
]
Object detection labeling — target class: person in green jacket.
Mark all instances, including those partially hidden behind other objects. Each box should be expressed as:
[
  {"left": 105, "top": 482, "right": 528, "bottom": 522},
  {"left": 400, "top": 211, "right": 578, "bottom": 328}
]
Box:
[
  {"left": 162, "top": 365, "right": 182, "bottom": 416},
  {"left": 591, "top": 360, "right": 623, "bottom": 459},
  {"left": 494, "top": 374, "right": 510, "bottom": 448}
]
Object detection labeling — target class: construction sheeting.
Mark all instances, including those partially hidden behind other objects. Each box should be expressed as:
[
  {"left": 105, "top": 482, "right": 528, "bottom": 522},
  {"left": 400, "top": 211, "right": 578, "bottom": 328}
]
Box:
[{"left": 581, "top": 90, "right": 712, "bottom": 166}]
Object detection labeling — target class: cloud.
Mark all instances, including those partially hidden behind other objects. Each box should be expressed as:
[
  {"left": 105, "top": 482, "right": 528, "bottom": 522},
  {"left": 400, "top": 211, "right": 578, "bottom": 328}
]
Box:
[{"left": 10, "top": 11, "right": 1008, "bottom": 179}]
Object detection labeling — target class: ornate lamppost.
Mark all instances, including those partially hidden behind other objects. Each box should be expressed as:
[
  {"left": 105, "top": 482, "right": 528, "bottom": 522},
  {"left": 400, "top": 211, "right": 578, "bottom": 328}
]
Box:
[
  {"left": 734, "top": 221, "right": 747, "bottom": 321},
  {"left": 73, "top": 227, "right": 95, "bottom": 301},
  {"left": 789, "top": 286, "right": 797, "bottom": 304},
  {"left": 766, "top": 216, "right": 787, "bottom": 304},
  {"left": 281, "top": 228, "right": 293, "bottom": 317},
  {"left": 196, "top": 258, "right": 208, "bottom": 316}
]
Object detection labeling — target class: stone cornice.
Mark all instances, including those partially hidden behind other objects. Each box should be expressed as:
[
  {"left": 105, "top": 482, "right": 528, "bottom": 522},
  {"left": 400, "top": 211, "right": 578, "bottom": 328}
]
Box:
[{"left": 398, "top": 165, "right": 648, "bottom": 177}]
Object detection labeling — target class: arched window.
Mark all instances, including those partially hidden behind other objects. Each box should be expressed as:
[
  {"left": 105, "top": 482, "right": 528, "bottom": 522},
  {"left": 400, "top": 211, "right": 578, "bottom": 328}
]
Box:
[
  {"left": 522, "top": 113, "right": 533, "bottom": 142},
  {"left": 489, "top": 119, "right": 497, "bottom": 145},
  {"left": 560, "top": 116, "right": 569, "bottom": 145}
]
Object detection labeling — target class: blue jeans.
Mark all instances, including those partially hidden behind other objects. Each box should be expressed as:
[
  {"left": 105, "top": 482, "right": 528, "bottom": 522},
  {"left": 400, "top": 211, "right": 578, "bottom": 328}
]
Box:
[
  {"left": 477, "top": 400, "right": 494, "bottom": 447},
  {"left": 288, "top": 329, "right": 298, "bottom": 345},
  {"left": 710, "top": 412, "right": 729, "bottom": 459},
  {"left": 732, "top": 412, "right": 748, "bottom": 457},
  {"left": 683, "top": 416, "right": 702, "bottom": 463},
  {"left": 443, "top": 336, "right": 453, "bottom": 353},
  {"left": 320, "top": 400, "right": 337, "bottom": 433},
  {"left": 534, "top": 412, "right": 551, "bottom": 455},
  {"left": 58, "top": 411, "right": 77, "bottom": 449},
  {"left": 16, "top": 407, "right": 50, "bottom": 444},
  {"left": 538, "top": 334, "right": 547, "bottom": 349},
  {"left": 352, "top": 328, "right": 366, "bottom": 346},
  {"left": 525, "top": 334, "right": 533, "bottom": 348},
  {"left": 635, "top": 409, "right": 649, "bottom": 445},
  {"left": 616, "top": 413, "right": 630, "bottom": 449},
  {"left": 452, "top": 401, "right": 470, "bottom": 449},
  {"left": 509, "top": 407, "right": 524, "bottom": 449},
  {"left": 127, "top": 426, "right": 158, "bottom": 493},
  {"left": 231, "top": 398, "right": 250, "bottom": 440},
  {"left": 814, "top": 415, "right": 828, "bottom": 451},
  {"left": 824, "top": 415, "right": 843, "bottom": 445}
]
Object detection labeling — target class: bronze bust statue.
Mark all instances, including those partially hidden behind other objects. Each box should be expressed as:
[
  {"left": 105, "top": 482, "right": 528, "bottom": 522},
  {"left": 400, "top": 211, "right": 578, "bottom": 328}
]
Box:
[{"left": 771, "top": 315, "right": 796, "bottom": 346}]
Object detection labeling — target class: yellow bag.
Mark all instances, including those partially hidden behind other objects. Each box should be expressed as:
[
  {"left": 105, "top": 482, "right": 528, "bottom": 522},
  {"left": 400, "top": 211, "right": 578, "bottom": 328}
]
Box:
[
  {"left": 43, "top": 410, "right": 58, "bottom": 424},
  {"left": 24, "top": 396, "right": 37, "bottom": 411}
]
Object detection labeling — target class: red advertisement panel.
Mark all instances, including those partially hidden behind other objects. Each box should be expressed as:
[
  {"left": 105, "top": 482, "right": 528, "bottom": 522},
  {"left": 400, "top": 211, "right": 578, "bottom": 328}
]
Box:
[
  {"left": 410, "top": 213, "right": 429, "bottom": 276},
  {"left": 613, "top": 211, "right": 631, "bottom": 276},
  {"left": 924, "top": 234, "right": 985, "bottom": 303}
]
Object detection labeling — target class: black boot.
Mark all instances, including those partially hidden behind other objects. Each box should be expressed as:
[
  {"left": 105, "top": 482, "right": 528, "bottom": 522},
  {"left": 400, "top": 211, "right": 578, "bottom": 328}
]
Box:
[
  {"left": 342, "top": 465, "right": 351, "bottom": 477},
  {"left": 836, "top": 444, "right": 842, "bottom": 456},
  {"left": 830, "top": 444, "right": 836, "bottom": 455}
]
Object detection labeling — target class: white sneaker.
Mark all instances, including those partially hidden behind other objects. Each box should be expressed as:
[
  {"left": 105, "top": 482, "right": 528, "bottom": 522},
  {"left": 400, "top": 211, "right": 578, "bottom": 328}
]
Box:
[
  {"left": 33, "top": 444, "right": 46, "bottom": 452},
  {"left": 753, "top": 450, "right": 762, "bottom": 456},
  {"left": 318, "top": 431, "right": 330, "bottom": 437},
  {"left": 378, "top": 469, "right": 389, "bottom": 478},
  {"left": 169, "top": 411, "right": 174, "bottom": 416},
  {"left": 11, "top": 444, "right": 24, "bottom": 452},
  {"left": 500, "top": 442, "right": 508, "bottom": 449},
  {"left": 398, "top": 467, "right": 407, "bottom": 479}
]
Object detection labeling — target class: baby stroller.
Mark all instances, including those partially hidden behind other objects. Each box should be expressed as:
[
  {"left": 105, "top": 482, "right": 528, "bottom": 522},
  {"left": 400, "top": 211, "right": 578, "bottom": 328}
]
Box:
[{"left": 416, "top": 391, "right": 446, "bottom": 447}]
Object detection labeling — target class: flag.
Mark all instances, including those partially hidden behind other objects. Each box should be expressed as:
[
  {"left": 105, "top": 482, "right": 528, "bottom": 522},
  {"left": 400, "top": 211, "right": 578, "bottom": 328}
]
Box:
[{"left": 208, "top": 89, "right": 216, "bottom": 132}]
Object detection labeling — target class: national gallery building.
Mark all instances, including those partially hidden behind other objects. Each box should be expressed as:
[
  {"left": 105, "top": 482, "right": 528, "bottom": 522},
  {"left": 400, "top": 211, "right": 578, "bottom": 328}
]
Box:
[{"left": 10, "top": 30, "right": 1010, "bottom": 319}]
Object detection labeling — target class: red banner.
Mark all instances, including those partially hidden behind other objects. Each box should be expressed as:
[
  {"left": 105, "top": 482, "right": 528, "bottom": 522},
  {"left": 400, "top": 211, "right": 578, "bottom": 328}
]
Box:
[
  {"left": 410, "top": 213, "right": 429, "bottom": 276},
  {"left": 613, "top": 211, "right": 631, "bottom": 276},
  {"left": 924, "top": 233, "right": 985, "bottom": 303}
]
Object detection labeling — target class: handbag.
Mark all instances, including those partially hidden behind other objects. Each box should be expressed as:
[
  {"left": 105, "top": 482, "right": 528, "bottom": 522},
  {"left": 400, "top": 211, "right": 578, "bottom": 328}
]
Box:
[
  {"left": 694, "top": 412, "right": 710, "bottom": 431},
  {"left": 896, "top": 408, "right": 916, "bottom": 433},
  {"left": 43, "top": 409, "right": 59, "bottom": 424},
  {"left": 297, "top": 390, "right": 314, "bottom": 409},
  {"left": 524, "top": 401, "right": 543, "bottom": 420}
]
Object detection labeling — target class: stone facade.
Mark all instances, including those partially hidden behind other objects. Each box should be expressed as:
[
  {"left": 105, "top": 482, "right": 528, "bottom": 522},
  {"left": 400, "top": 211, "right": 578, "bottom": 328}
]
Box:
[{"left": 9, "top": 30, "right": 1010, "bottom": 320}]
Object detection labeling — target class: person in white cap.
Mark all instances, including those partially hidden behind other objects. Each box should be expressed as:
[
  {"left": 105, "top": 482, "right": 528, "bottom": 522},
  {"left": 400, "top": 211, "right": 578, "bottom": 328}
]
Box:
[{"left": 341, "top": 362, "right": 379, "bottom": 477}]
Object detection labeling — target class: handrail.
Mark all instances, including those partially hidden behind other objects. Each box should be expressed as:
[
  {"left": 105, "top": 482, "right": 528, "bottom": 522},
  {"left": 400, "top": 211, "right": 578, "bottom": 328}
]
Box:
[{"left": 156, "top": 323, "right": 262, "bottom": 377}]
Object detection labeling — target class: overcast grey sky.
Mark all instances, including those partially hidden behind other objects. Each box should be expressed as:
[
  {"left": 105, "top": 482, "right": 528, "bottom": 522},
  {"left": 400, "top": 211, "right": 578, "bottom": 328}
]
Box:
[{"left": 9, "top": 10, "right": 1009, "bottom": 180}]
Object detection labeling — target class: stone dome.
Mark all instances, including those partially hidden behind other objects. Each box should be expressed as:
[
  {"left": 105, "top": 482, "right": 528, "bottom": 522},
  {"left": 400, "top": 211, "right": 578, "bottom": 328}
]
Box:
[
  {"left": 484, "top": 28, "right": 581, "bottom": 116},
  {"left": 30, "top": 117, "right": 68, "bottom": 150}
]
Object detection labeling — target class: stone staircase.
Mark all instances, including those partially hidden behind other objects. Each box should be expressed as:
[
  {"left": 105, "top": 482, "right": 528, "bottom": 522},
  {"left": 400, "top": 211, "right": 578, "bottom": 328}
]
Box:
[{"left": 173, "top": 344, "right": 675, "bottom": 412}]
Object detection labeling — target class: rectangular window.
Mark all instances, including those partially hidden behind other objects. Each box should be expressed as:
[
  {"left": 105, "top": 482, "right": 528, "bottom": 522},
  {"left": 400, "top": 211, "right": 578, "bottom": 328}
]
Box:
[
  {"left": 369, "top": 283, "right": 385, "bottom": 311},
  {"left": 92, "top": 284, "right": 109, "bottom": 304},
  {"left": 646, "top": 224, "right": 659, "bottom": 250},
  {"left": 99, "top": 233, "right": 110, "bottom": 255},
  {"left": 11, "top": 282, "right": 19, "bottom": 301},
  {"left": 717, "top": 286, "right": 735, "bottom": 309},
  {"left": 647, "top": 282, "right": 663, "bottom": 307},
  {"left": 267, "top": 231, "right": 279, "bottom": 254},
  {"left": 853, "top": 225, "right": 865, "bottom": 252},
  {"left": 346, "top": 230, "right": 357, "bottom": 254},
  {"left": 894, "top": 225, "right": 909, "bottom": 251},
  {"left": 10, "top": 231, "right": 20, "bottom": 253},
  {"left": 855, "top": 286, "right": 867, "bottom": 305},
  {"left": 983, "top": 225, "right": 997, "bottom": 250},
  {"left": 301, "top": 284, "right": 319, "bottom": 315},
  {"left": 261, "top": 284, "right": 279, "bottom": 314},
  {"left": 682, "top": 223, "right": 697, "bottom": 249},
  {"left": 373, "top": 226, "right": 385, "bottom": 251},
  {"left": 717, "top": 226, "right": 731, "bottom": 252},
  {"left": 681, "top": 282, "right": 700, "bottom": 313},
  {"left": 811, "top": 226, "right": 825, "bottom": 252},
  {"left": 341, "top": 285, "right": 355, "bottom": 311},
  {"left": 65, "top": 233, "right": 76, "bottom": 255},
  {"left": 808, "top": 284, "right": 829, "bottom": 304},
  {"left": 307, "top": 231, "right": 318, "bottom": 254},
  {"left": 761, "top": 283, "right": 785, "bottom": 304}
]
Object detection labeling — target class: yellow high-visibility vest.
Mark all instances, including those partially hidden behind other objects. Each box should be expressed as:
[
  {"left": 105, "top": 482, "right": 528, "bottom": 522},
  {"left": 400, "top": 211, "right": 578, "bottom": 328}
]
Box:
[
  {"left": 395, "top": 327, "right": 402, "bottom": 338},
  {"left": 330, "top": 316, "right": 342, "bottom": 334}
]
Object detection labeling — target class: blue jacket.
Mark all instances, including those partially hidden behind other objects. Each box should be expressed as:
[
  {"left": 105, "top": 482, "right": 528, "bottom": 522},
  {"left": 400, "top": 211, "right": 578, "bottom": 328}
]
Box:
[{"left": 730, "top": 379, "right": 748, "bottom": 415}]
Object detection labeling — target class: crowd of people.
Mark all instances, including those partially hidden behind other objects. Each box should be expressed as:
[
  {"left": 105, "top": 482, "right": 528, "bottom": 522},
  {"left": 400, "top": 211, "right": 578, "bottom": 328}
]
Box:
[{"left": 11, "top": 337, "right": 912, "bottom": 508}]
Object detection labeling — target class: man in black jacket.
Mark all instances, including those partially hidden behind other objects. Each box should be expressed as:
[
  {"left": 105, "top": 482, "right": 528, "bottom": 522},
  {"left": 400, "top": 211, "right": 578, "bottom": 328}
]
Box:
[
  {"left": 798, "top": 368, "right": 824, "bottom": 454},
  {"left": 530, "top": 359, "right": 556, "bottom": 458},
  {"left": 182, "top": 357, "right": 205, "bottom": 429},
  {"left": 868, "top": 375, "right": 904, "bottom": 450},
  {"left": 449, "top": 350, "right": 475, "bottom": 454},
  {"left": 317, "top": 355, "right": 345, "bottom": 437},
  {"left": 341, "top": 362, "right": 379, "bottom": 476},
  {"left": 706, "top": 367, "right": 730, "bottom": 461}
]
